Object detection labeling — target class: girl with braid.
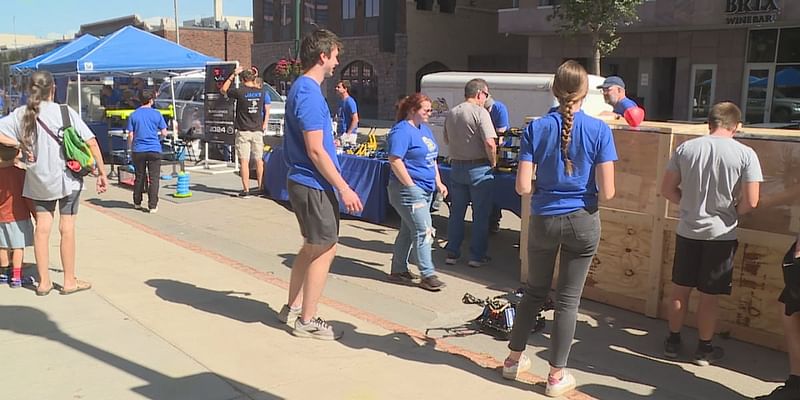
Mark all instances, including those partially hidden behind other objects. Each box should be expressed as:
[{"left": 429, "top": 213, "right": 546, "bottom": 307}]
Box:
[
  {"left": 500, "top": 60, "right": 617, "bottom": 397},
  {"left": 0, "top": 71, "right": 108, "bottom": 296}
]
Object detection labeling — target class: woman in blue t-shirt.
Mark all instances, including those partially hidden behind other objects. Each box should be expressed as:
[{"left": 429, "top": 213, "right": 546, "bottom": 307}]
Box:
[
  {"left": 386, "top": 93, "right": 448, "bottom": 291},
  {"left": 500, "top": 61, "right": 617, "bottom": 397}
]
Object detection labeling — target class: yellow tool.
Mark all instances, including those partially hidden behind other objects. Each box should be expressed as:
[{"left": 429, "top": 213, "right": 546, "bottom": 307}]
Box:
[{"left": 366, "top": 127, "right": 378, "bottom": 152}]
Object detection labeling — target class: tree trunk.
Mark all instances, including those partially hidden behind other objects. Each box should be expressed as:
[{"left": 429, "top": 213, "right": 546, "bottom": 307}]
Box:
[{"left": 591, "top": 31, "right": 601, "bottom": 75}]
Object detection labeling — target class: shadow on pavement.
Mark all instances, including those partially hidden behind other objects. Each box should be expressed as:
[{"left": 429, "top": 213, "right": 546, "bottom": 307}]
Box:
[
  {"left": 521, "top": 304, "right": 782, "bottom": 400},
  {"left": 0, "top": 305, "right": 282, "bottom": 400},
  {"left": 277, "top": 252, "right": 390, "bottom": 283},
  {"left": 146, "top": 279, "right": 278, "bottom": 327},
  {"left": 139, "top": 280, "right": 537, "bottom": 396},
  {"left": 86, "top": 198, "right": 137, "bottom": 210}
]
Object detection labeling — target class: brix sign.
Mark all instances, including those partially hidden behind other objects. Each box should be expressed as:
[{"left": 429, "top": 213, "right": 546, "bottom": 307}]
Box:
[{"left": 725, "top": 0, "right": 780, "bottom": 14}]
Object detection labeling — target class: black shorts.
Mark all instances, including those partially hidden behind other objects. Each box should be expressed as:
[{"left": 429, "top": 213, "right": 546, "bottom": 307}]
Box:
[
  {"left": 780, "top": 242, "right": 800, "bottom": 316},
  {"left": 671, "top": 234, "right": 738, "bottom": 295},
  {"left": 288, "top": 180, "right": 339, "bottom": 246}
]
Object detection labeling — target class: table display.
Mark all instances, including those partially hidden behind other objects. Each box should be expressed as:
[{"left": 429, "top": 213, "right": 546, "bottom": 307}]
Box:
[{"left": 263, "top": 147, "right": 390, "bottom": 223}]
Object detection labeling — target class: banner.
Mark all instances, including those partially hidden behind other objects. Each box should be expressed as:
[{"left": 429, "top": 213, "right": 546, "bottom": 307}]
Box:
[{"left": 204, "top": 62, "right": 238, "bottom": 145}]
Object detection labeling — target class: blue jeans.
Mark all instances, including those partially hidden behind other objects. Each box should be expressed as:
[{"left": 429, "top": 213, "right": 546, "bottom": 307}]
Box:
[
  {"left": 445, "top": 164, "right": 494, "bottom": 261},
  {"left": 388, "top": 181, "right": 436, "bottom": 278},
  {"left": 508, "top": 208, "right": 601, "bottom": 368}
]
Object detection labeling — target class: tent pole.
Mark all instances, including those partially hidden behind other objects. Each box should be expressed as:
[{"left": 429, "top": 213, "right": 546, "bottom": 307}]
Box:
[{"left": 77, "top": 75, "right": 82, "bottom": 118}]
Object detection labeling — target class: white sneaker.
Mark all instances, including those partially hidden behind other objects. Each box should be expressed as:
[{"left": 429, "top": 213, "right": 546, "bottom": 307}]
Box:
[
  {"left": 293, "top": 317, "right": 340, "bottom": 340},
  {"left": 133, "top": 204, "right": 143, "bottom": 210},
  {"left": 277, "top": 304, "right": 302, "bottom": 327},
  {"left": 501, "top": 354, "right": 531, "bottom": 380},
  {"left": 545, "top": 370, "right": 577, "bottom": 397},
  {"left": 149, "top": 207, "right": 158, "bottom": 214}
]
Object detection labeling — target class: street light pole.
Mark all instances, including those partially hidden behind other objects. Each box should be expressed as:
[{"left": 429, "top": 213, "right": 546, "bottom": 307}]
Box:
[
  {"left": 294, "top": 0, "right": 300, "bottom": 58},
  {"left": 173, "top": 0, "right": 180, "bottom": 44},
  {"left": 224, "top": 28, "right": 228, "bottom": 61}
]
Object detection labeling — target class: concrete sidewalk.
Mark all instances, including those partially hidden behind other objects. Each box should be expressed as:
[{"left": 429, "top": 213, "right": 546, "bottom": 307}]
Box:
[{"left": 0, "top": 174, "right": 789, "bottom": 399}]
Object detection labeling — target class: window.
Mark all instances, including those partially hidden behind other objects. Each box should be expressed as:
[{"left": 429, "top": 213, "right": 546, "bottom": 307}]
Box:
[
  {"left": 366, "top": 0, "right": 379, "bottom": 17},
  {"left": 777, "top": 28, "right": 800, "bottom": 64},
  {"left": 747, "top": 29, "right": 778, "bottom": 63},
  {"left": 303, "top": 0, "right": 328, "bottom": 28},
  {"left": 538, "top": 0, "right": 560, "bottom": 7},
  {"left": 178, "top": 82, "right": 203, "bottom": 101},
  {"left": 280, "top": 0, "right": 293, "bottom": 40},
  {"left": 342, "top": 0, "right": 356, "bottom": 19},
  {"left": 689, "top": 64, "right": 716, "bottom": 120},
  {"left": 263, "top": 0, "right": 274, "bottom": 41}
]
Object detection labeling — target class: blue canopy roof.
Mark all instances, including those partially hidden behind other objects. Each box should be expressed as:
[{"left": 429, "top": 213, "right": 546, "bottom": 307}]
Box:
[
  {"left": 11, "top": 34, "right": 99, "bottom": 74},
  {"left": 39, "top": 25, "right": 218, "bottom": 75}
]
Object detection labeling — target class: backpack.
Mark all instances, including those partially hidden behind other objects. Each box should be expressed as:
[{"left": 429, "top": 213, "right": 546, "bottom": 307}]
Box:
[{"left": 38, "top": 105, "right": 95, "bottom": 178}]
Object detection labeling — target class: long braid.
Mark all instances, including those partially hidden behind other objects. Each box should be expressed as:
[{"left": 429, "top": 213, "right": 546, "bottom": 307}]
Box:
[
  {"left": 559, "top": 97, "right": 575, "bottom": 176},
  {"left": 551, "top": 60, "right": 587, "bottom": 177},
  {"left": 20, "top": 71, "right": 54, "bottom": 160}
]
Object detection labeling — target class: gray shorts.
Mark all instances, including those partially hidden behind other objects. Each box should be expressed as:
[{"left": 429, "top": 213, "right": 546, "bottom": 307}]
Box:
[
  {"left": 288, "top": 180, "right": 339, "bottom": 246},
  {"left": 34, "top": 190, "right": 82, "bottom": 215}
]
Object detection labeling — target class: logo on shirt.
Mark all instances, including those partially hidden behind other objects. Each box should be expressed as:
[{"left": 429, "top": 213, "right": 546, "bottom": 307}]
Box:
[{"left": 422, "top": 136, "right": 436, "bottom": 152}]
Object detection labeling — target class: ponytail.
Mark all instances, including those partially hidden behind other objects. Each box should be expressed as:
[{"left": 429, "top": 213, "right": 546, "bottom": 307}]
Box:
[{"left": 21, "top": 71, "right": 55, "bottom": 159}]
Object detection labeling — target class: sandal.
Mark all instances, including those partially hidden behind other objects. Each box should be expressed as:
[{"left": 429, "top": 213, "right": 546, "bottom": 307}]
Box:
[
  {"left": 59, "top": 279, "right": 92, "bottom": 295},
  {"left": 36, "top": 283, "right": 55, "bottom": 296}
]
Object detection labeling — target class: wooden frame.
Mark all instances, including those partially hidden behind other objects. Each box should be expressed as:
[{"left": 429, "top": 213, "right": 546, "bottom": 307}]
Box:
[{"left": 519, "top": 120, "right": 800, "bottom": 351}]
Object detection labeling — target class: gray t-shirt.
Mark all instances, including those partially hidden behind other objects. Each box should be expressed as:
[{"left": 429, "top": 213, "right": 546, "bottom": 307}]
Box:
[
  {"left": 443, "top": 101, "right": 496, "bottom": 161},
  {"left": 0, "top": 102, "right": 95, "bottom": 201},
  {"left": 667, "top": 135, "right": 763, "bottom": 240}
]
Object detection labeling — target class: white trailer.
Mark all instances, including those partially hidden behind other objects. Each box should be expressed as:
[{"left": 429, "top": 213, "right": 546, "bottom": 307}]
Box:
[{"left": 420, "top": 71, "right": 613, "bottom": 157}]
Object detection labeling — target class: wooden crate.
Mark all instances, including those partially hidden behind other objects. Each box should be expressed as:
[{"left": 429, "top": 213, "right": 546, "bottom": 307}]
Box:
[{"left": 518, "top": 121, "right": 800, "bottom": 351}]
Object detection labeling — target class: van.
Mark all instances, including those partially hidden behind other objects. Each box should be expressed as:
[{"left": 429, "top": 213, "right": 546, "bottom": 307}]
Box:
[
  {"left": 420, "top": 72, "right": 612, "bottom": 157},
  {"left": 155, "top": 74, "right": 286, "bottom": 139}
]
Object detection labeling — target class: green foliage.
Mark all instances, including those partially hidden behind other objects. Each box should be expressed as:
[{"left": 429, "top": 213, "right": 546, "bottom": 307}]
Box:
[{"left": 548, "top": 0, "right": 643, "bottom": 57}]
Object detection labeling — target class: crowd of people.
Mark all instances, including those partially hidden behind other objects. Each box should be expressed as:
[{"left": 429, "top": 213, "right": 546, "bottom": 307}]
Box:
[{"left": 0, "top": 28, "right": 796, "bottom": 399}]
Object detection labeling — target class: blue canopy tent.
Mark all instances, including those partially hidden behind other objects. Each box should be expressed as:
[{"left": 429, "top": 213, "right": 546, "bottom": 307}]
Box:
[
  {"left": 11, "top": 34, "right": 99, "bottom": 75},
  {"left": 38, "top": 25, "right": 218, "bottom": 114}
]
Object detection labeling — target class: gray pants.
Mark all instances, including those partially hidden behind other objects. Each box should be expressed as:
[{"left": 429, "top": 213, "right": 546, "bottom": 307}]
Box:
[{"left": 508, "top": 208, "right": 601, "bottom": 368}]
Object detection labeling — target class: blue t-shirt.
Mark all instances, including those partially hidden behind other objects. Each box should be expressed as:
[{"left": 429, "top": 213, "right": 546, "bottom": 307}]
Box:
[
  {"left": 283, "top": 76, "right": 340, "bottom": 191},
  {"left": 127, "top": 107, "right": 166, "bottom": 153},
  {"left": 489, "top": 100, "right": 510, "bottom": 131},
  {"left": 520, "top": 110, "right": 618, "bottom": 216},
  {"left": 614, "top": 97, "right": 637, "bottom": 115},
  {"left": 387, "top": 121, "right": 439, "bottom": 193},
  {"left": 336, "top": 96, "right": 358, "bottom": 135}
]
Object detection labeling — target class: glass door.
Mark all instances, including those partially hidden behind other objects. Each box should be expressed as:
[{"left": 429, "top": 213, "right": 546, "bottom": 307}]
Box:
[{"left": 742, "top": 64, "right": 774, "bottom": 124}]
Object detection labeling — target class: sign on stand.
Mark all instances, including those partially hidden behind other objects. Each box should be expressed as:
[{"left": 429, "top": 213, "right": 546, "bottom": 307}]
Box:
[{"left": 204, "top": 61, "right": 238, "bottom": 145}]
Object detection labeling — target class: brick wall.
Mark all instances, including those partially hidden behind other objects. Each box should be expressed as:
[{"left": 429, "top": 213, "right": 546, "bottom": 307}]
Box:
[
  {"left": 252, "top": 35, "right": 408, "bottom": 121},
  {"left": 154, "top": 27, "right": 254, "bottom": 68}
]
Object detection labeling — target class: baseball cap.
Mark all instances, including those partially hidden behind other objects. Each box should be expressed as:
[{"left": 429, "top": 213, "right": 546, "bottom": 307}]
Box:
[{"left": 597, "top": 76, "right": 625, "bottom": 89}]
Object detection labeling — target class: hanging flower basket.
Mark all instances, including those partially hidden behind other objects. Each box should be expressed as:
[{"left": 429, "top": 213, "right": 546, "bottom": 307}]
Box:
[{"left": 273, "top": 58, "right": 302, "bottom": 82}]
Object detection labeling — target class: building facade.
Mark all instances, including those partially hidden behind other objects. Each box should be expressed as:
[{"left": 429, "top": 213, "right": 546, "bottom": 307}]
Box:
[
  {"left": 500, "top": 0, "right": 800, "bottom": 124},
  {"left": 251, "top": 0, "right": 527, "bottom": 120}
]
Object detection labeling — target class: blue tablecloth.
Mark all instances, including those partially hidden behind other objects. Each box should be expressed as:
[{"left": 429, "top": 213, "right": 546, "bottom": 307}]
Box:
[
  {"left": 437, "top": 165, "right": 521, "bottom": 217},
  {"left": 263, "top": 147, "right": 390, "bottom": 223}
]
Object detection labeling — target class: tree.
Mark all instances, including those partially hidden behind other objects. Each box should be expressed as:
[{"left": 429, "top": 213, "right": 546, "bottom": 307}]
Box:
[{"left": 548, "top": 0, "right": 643, "bottom": 75}]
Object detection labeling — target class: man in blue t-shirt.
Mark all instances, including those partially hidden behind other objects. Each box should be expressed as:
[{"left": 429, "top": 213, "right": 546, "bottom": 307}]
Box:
[
  {"left": 127, "top": 90, "right": 167, "bottom": 212},
  {"left": 598, "top": 76, "right": 642, "bottom": 121},
  {"left": 484, "top": 94, "right": 510, "bottom": 233},
  {"left": 335, "top": 80, "right": 359, "bottom": 145},
  {"left": 279, "top": 29, "right": 363, "bottom": 341}
]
